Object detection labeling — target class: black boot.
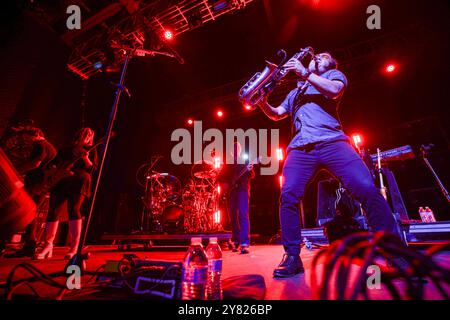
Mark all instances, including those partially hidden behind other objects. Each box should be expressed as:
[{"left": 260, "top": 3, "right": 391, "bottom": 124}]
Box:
[
  {"left": 228, "top": 241, "right": 239, "bottom": 252},
  {"left": 273, "top": 254, "right": 304, "bottom": 278},
  {"left": 240, "top": 244, "right": 249, "bottom": 254}
]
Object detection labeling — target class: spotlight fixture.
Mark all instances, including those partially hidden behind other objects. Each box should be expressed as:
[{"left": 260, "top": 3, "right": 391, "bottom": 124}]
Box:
[
  {"left": 163, "top": 29, "right": 174, "bottom": 41},
  {"left": 208, "top": 0, "right": 230, "bottom": 12},
  {"left": 276, "top": 148, "right": 284, "bottom": 161},
  {"left": 352, "top": 134, "right": 363, "bottom": 149},
  {"left": 384, "top": 62, "right": 398, "bottom": 75}
]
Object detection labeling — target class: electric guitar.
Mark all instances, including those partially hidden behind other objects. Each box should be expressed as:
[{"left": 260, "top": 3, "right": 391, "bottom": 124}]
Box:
[
  {"left": 27, "top": 136, "right": 108, "bottom": 198},
  {"left": 221, "top": 156, "right": 262, "bottom": 197}
]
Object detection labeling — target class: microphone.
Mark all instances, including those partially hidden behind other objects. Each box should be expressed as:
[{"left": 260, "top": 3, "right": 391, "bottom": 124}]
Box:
[
  {"left": 165, "top": 43, "right": 185, "bottom": 64},
  {"left": 172, "top": 50, "right": 185, "bottom": 64}
]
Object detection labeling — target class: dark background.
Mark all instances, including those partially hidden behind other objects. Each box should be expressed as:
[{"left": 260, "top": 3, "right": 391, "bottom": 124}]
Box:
[{"left": 1, "top": 0, "right": 449, "bottom": 242}]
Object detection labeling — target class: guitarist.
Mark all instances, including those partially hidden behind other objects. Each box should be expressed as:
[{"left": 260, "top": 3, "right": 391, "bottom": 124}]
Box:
[
  {"left": 34, "top": 127, "right": 98, "bottom": 260},
  {"left": 3, "top": 126, "right": 57, "bottom": 258},
  {"left": 218, "top": 142, "right": 255, "bottom": 254}
]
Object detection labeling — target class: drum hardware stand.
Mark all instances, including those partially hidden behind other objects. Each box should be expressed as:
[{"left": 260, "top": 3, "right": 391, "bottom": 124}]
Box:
[
  {"left": 139, "top": 155, "right": 162, "bottom": 232},
  {"left": 149, "top": 172, "right": 165, "bottom": 234},
  {"left": 420, "top": 144, "right": 450, "bottom": 203}
]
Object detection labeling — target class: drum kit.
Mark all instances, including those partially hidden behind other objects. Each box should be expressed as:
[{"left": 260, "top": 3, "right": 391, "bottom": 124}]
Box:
[{"left": 137, "top": 159, "right": 222, "bottom": 234}]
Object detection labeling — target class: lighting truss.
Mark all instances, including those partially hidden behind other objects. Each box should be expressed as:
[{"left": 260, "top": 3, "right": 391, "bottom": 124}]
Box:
[{"left": 67, "top": 0, "right": 255, "bottom": 79}]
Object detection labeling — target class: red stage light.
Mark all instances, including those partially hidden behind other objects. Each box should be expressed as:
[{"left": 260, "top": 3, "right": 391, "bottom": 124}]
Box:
[
  {"left": 214, "top": 156, "right": 221, "bottom": 169},
  {"left": 276, "top": 148, "right": 284, "bottom": 161},
  {"left": 279, "top": 175, "right": 284, "bottom": 188},
  {"left": 244, "top": 104, "right": 252, "bottom": 111},
  {"left": 352, "top": 134, "right": 363, "bottom": 148},
  {"left": 216, "top": 110, "right": 224, "bottom": 118},
  {"left": 213, "top": 210, "right": 221, "bottom": 224},
  {"left": 384, "top": 63, "right": 397, "bottom": 74},
  {"left": 187, "top": 118, "right": 194, "bottom": 125},
  {"left": 163, "top": 30, "right": 174, "bottom": 41}
]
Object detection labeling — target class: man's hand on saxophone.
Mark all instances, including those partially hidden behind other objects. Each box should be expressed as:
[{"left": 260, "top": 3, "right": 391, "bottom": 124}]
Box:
[{"left": 284, "top": 57, "right": 311, "bottom": 80}]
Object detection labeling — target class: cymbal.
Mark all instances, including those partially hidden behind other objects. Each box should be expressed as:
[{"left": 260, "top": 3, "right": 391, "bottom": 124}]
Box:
[
  {"left": 194, "top": 184, "right": 209, "bottom": 188},
  {"left": 194, "top": 170, "right": 217, "bottom": 179}
]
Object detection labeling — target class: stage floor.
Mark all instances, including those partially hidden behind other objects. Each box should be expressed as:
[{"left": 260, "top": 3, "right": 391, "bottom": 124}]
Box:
[{"left": 0, "top": 244, "right": 449, "bottom": 300}]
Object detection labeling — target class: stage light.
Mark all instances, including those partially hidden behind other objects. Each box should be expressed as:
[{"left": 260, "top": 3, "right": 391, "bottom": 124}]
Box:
[
  {"left": 352, "top": 134, "right": 363, "bottom": 149},
  {"left": 209, "top": 0, "right": 230, "bottom": 12},
  {"left": 242, "top": 153, "right": 249, "bottom": 160},
  {"left": 276, "top": 148, "right": 284, "bottom": 161},
  {"left": 214, "top": 156, "right": 221, "bottom": 169},
  {"left": 217, "top": 185, "right": 221, "bottom": 195},
  {"left": 93, "top": 61, "right": 103, "bottom": 70},
  {"left": 213, "top": 210, "right": 221, "bottom": 224},
  {"left": 187, "top": 118, "right": 194, "bottom": 125},
  {"left": 216, "top": 110, "right": 224, "bottom": 118},
  {"left": 244, "top": 105, "right": 252, "bottom": 111},
  {"left": 279, "top": 175, "right": 284, "bottom": 188},
  {"left": 384, "top": 63, "right": 398, "bottom": 75},
  {"left": 163, "top": 30, "right": 174, "bottom": 41}
]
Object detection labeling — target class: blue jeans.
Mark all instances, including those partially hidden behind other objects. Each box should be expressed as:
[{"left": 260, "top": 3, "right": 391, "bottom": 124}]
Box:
[
  {"left": 281, "top": 140, "right": 400, "bottom": 255},
  {"left": 228, "top": 188, "right": 250, "bottom": 246}
]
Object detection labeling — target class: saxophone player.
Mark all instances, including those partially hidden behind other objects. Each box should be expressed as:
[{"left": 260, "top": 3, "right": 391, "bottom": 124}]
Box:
[{"left": 255, "top": 51, "right": 403, "bottom": 278}]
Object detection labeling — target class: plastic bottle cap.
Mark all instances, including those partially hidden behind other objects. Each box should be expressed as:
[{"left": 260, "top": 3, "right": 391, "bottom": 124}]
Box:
[
  {"left": 209, "top": 237, "right": 218, "bottom": 244},
  {"left": 191, "top": 237, "right": 202, "bottom": 245}
]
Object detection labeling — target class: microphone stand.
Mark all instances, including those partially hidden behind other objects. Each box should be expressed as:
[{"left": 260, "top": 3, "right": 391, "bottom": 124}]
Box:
[
  {"left": 66, "top": 52, "right": 132, "bottom": 272},
  {"left": 420, "top": 145, "right": 450, "bottom": 204},
  {"left": 65, "top": 45, "right": 183, "bottom": 272}
]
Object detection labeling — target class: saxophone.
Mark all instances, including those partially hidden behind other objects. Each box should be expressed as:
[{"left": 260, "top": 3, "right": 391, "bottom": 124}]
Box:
[{"left": 238, "top": 47, "right": 314, "bottom": 109}]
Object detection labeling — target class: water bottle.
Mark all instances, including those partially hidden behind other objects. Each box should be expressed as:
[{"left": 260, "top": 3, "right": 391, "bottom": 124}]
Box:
[
  {"left": 206, "top": 237, "right": 223, "bottom": 300},
  {"left": 182, "top": 237, "right": 208, "bottom": 300},
  {"left": 419, "top": 207, "right": 427, "bottom": 222},
  {"left": 425, "top": 207, "right": 436, "bottom": 223}
]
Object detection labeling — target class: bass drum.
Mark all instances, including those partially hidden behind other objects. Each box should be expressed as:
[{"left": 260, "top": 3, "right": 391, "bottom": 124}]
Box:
[{"left": 161, "top": 204, "right": 184, "bottom": 234}]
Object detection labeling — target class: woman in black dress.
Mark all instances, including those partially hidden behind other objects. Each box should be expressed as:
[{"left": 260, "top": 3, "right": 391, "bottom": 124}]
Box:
[{"left": 34, "top": 128, "right": 97, "bottom": 260}]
